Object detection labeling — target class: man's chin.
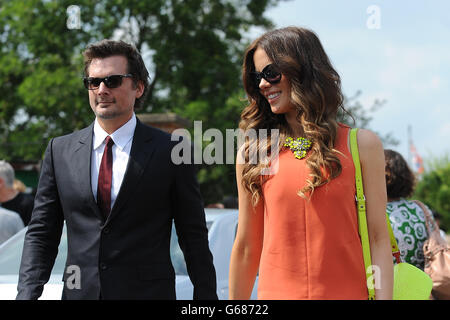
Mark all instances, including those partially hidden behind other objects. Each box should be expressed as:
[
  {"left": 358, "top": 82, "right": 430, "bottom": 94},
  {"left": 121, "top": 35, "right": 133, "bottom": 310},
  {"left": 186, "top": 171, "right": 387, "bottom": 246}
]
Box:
[{"left": 95, "top": 110, "right": 119, "bottom": 120}]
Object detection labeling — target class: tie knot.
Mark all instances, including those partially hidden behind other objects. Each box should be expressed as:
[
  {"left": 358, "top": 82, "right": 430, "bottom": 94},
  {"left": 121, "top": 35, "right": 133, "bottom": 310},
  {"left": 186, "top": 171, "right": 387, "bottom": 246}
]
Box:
[{"left": 105, "top": 136, "right": 114, "bottom": 148}]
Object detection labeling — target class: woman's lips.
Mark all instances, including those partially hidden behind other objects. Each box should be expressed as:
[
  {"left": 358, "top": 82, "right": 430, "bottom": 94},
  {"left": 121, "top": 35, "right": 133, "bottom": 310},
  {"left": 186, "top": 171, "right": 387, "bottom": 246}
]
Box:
[{"left": 266, "top": 92, "right": 281, "bottom": 103}]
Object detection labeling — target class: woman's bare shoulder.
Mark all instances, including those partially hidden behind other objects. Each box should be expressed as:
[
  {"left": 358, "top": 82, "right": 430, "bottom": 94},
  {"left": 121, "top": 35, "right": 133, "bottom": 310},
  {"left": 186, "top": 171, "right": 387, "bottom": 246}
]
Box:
[{"left": 357, "top": 129, "right": 383, "bottom": 154}]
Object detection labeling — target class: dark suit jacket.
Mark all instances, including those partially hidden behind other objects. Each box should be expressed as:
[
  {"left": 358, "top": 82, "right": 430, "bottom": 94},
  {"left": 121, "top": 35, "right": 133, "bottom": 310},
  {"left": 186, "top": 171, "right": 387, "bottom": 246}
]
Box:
[{"left": 16, "top": 119, "right": 217, "bottom": 300}]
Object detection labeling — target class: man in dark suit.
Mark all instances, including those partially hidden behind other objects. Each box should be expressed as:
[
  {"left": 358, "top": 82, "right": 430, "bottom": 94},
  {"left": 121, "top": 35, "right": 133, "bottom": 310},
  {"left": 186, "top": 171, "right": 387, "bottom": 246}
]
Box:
[{"left": 16, "top": 40, "right": 217, "bottom": 300}]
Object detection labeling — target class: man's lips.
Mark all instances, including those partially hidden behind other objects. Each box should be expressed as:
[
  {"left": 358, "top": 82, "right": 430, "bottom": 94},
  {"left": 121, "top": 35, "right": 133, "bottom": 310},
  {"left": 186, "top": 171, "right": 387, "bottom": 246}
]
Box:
[{"left": 96, "top": 100, "right": 114, "bottom": 105}]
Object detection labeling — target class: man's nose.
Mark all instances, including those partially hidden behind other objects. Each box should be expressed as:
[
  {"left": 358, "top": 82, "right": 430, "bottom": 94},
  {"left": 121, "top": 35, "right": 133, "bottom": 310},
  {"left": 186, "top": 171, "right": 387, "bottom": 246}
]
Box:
[{"left": 97, "top": 81, "right": 110, "bottom": 94}]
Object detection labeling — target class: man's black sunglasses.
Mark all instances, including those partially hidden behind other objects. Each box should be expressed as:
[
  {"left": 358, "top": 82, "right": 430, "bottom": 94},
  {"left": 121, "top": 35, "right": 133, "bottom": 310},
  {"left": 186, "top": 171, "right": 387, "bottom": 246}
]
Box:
[
  {"left": 251, "top": 64, "right": 282, "bottom": 87},
  {"left": 83, "top": 74, "right": 133, "bottom": 90}
]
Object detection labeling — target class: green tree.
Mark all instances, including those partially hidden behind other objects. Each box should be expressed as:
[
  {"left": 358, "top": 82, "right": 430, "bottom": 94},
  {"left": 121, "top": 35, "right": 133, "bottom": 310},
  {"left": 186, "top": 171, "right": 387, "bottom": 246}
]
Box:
[
  {"left": 338, "top": 90, "right": 399, "bottom": 147},
  {"left": 0, "top": 0, "right": 398, "bottom": 204},
  {"left": 414, "top": 154, "right": 450, "bottom": 231},
  {"left": 0, "top": 0, "right": 104, "bottom": 160},
  {"left": 0, "top": 0, "right": 278, "bottom": 163}
]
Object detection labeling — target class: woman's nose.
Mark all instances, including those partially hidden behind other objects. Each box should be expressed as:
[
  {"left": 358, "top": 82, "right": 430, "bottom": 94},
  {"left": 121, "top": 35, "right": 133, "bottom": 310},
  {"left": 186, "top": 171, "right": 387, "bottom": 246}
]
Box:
[{"left": 259, "top": 78, "right": 271, "bottom": 90}]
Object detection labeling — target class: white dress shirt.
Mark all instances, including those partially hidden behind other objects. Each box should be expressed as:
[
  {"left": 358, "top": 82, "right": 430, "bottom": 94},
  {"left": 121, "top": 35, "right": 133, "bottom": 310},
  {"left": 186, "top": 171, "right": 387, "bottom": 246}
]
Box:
[{"left": 91, "top": 114, "right": 136, "bottom": 210}]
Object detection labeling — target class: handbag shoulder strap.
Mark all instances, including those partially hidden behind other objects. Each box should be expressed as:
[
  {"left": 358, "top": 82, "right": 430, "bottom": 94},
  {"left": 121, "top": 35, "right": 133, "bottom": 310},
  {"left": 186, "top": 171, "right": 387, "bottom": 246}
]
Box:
[
  {"left": 413, "top": 200, "right": 446, "bottom": 245},
  {"left": 413, "top": 200, "right": 435, "bottom": 233},
  {"left": 349, "top": 128, "right": 375, "bottom": 300},
  {"left": 349, "top": 128, "right": 403, "bottom": 299},
  {"left": 350, "top": 128, "right": 401, "bottom": 258},
  {"left": 386, "top": 214, "right": 402, "bottom": 263}
]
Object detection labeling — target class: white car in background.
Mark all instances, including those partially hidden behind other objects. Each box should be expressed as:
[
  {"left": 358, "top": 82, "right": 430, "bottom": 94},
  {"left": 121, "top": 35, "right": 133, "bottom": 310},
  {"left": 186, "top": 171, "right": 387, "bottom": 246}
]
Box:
[{"left": 0, "top": 208, "right": 258, "bottom": 300}]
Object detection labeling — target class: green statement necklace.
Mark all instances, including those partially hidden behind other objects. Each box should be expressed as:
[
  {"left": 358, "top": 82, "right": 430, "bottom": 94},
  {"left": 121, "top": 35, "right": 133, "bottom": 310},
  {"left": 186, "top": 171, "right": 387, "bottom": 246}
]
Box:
[{"left": 284, "top": 137, "right": 312, "bottom": 160}]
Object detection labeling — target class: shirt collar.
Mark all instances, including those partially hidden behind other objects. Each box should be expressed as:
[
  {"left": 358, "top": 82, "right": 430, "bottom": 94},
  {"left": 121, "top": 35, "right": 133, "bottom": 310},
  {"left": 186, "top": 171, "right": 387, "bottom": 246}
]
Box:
[{"left": 93, "top": 113, "right": 137, "bottom": 151}]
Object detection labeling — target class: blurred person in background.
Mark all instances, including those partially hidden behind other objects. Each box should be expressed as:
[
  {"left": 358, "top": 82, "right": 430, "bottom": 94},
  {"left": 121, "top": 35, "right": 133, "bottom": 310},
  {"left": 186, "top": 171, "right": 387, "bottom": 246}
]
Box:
[
  {"left": 14, "top": 179, "right": 27, "bottom": 193},
  {"left": 223, "top": 196, "right": 238, "bottom": 209},
  {"left": 0, "top": 206, "right": 24, "bottom": 245},
  {"left": 206, "top": 203, "right": 225, "bottom": 209},
  {"left": 430, "top": 210, "right": 448, "bottom": 240},
  {"left": 0, "top": 160, "right": 34, "bottom": 226},
  {"left": 384, "top": 149, "right": 442, "bottom": 269}
]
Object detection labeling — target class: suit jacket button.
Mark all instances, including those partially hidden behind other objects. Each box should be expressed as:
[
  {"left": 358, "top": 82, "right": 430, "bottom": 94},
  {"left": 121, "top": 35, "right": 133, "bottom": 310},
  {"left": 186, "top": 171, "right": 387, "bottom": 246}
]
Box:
[
  {"left": 103, "top": 228, "right": 110, "bottom": 234},
  {"left": 100, "top": 263, "right": 107, "bottom": 270}
]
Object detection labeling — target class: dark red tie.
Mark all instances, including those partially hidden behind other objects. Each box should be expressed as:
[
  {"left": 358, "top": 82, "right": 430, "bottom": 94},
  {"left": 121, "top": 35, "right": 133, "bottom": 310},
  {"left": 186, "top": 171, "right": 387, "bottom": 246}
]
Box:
[{"left": 97, "top": 136, "right": 114, "bottom": 219}]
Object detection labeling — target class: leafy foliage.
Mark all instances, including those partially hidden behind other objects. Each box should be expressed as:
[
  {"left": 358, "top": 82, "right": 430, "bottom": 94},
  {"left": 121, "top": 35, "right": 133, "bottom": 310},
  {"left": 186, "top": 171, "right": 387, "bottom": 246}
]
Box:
[
  {"left": 0, "top": 0, "right": 277, "bottom": 163},
  {"left": 0, "top": 0, "right": 396, "bottom": 204},
  {"left": 414, "top": 154, "right": 450, "bottom": 231},
  {"left": 0, "top": 0, "right": 102, "bottom": 160},
  {"left": 338, "top": 90, "right": 399, "bottom": 147}
]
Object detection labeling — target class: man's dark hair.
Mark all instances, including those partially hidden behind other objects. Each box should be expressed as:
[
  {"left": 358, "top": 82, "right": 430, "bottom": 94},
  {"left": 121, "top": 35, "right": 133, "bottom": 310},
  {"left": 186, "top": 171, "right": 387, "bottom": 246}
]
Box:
[
  {"left": 384, "top": 149, "right": 416, "bottom": 199},
  {"left": 83, "top": 39, "right": 149, "bottom": 110}
]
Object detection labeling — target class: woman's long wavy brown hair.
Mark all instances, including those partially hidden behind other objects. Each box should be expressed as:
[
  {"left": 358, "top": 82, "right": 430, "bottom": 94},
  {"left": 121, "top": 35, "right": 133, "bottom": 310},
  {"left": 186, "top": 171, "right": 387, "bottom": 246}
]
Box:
[{"left": 240, "top": 27, "right": 346, "bottom": 205}]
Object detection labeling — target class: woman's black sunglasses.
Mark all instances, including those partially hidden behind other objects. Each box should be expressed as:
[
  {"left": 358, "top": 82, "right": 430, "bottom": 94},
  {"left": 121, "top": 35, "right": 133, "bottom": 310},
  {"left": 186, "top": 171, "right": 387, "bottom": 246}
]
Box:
[
  {"left": 83, "top": 74, "right": 133, "bottom": 90},
  {"left": 251, "top": 64, "right": 282, "bottom": 87}
]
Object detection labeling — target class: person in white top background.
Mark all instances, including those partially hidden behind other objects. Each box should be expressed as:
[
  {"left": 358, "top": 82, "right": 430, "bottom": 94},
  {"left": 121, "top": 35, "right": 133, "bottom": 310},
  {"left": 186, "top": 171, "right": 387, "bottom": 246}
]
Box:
[{"left": 0, "top": 206, "right": 24, "bottom": 246}]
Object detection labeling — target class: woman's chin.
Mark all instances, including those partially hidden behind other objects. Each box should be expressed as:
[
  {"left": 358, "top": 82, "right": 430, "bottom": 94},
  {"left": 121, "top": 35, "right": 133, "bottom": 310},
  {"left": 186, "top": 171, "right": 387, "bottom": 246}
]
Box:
[
  {"left": 270, "top": 105, "right": 284, "bottom": 114},
  {"left": 270, "top": 101, "right": 296, "bottom": 116}
]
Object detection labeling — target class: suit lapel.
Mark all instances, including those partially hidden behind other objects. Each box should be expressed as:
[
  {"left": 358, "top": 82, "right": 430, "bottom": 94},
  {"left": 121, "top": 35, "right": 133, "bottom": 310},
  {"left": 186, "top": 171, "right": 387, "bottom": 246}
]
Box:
[
  {"left": 72, "top": 123, "right": 104, "bottom": 221},
  {"left": 106, "top": 120, "right": 156, "bottom": 224}
]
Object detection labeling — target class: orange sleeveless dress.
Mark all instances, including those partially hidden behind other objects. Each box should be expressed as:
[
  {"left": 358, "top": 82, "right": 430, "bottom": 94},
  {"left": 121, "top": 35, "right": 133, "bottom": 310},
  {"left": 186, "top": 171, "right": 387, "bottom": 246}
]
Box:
[{"left": 258, "top": 124, "right": 368, "bottom": 299}]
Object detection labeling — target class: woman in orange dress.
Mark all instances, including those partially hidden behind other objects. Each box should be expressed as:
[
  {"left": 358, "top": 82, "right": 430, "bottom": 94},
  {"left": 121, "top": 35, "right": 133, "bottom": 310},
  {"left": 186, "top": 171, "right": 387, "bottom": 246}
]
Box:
[{"left": 229, "top": 27, "right": 393, "bottom": 300}]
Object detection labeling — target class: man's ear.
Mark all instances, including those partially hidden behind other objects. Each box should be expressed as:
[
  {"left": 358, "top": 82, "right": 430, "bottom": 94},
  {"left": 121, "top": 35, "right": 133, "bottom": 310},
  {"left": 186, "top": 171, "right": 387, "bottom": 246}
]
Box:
[{"left": 135, "top": 81, "right": 145, "bottom": 99}]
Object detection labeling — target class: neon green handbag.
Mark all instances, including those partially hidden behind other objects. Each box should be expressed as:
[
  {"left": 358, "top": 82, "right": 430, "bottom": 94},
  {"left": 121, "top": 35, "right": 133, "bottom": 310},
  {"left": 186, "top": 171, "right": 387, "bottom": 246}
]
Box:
[{"left": 349, "top": 128, "right": 433, "bottom": 300}]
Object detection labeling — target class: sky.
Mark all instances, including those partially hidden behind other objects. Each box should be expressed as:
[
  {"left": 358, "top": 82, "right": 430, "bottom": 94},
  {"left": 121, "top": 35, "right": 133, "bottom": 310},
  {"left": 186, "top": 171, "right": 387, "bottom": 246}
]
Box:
[{"left": 249, "top": 0, "right": 450, "bottom": 170}]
